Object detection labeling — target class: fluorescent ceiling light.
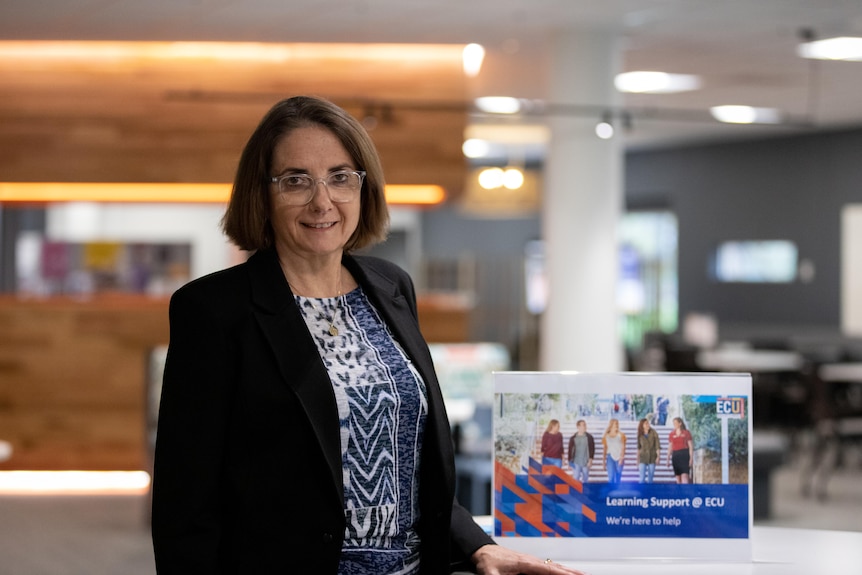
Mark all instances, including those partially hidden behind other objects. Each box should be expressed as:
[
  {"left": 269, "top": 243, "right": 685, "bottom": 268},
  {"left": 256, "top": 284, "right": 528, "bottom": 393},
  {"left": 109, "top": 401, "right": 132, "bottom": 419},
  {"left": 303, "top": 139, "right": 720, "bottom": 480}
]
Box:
[
  {"left": 798, "top": 36, "right": 862, "bottom": 61},
  {"left": 462, "top": 43, "right": 485, "bottom": 77},
  {"left": 464, "top": 124, "right": 550, "bottom": 145},
  {"left": 462, "top": 138, "right": 491, "bottom": 159},
  {"left": 615, "top": 71, "right": 701, "bottom": 93},
  {"left": 474, "top": 96, "right": 522, "bottom": 114},
  {"left": 710, "top": 105, "right": 782, "bottom": 124}
]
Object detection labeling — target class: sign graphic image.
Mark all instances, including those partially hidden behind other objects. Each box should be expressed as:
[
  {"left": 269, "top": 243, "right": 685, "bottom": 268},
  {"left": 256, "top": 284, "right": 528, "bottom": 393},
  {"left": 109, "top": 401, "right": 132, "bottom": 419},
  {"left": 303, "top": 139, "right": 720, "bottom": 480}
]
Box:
[{"left": 493, "top": 372, "right": 752, "bottom": 561}]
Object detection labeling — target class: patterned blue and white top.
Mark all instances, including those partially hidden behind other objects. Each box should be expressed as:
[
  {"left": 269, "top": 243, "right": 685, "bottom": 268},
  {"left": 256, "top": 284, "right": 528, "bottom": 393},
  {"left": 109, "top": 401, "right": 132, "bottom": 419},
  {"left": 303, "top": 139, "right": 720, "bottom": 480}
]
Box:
[{"left": 295, "top": 286, "right": 428, "bottom": 575}]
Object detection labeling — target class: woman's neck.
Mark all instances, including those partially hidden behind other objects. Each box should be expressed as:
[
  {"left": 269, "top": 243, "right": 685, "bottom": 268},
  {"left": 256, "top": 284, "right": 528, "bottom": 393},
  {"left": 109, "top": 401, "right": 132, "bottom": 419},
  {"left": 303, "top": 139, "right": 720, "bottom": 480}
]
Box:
[{"left": 277, "top": 252, "right": 344, "bottom": 297}]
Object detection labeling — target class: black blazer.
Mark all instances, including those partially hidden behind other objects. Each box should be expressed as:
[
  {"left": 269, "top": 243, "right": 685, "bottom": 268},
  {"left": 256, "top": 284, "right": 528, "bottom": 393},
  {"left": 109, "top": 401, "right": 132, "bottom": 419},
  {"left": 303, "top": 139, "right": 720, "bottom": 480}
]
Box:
[{"left": 151, "top": 249, "right": 492, "bottom": 574}]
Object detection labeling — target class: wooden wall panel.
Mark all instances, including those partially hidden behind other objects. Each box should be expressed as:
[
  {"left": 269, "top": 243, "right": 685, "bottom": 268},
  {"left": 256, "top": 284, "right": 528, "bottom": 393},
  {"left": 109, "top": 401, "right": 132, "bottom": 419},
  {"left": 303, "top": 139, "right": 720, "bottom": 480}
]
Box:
[
  {"left": 0, "top": 295, "right": 467, "bottom": 470},
  {"left": 0, "top": 296, "right": 169, "bottom": 470}
]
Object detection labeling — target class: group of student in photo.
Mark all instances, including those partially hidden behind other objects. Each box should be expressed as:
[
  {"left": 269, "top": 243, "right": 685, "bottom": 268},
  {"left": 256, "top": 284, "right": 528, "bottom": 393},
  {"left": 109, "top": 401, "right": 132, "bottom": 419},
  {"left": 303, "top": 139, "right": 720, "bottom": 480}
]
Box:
[{"left": 539, "top": 415, "right": 695, "bottom": 484}]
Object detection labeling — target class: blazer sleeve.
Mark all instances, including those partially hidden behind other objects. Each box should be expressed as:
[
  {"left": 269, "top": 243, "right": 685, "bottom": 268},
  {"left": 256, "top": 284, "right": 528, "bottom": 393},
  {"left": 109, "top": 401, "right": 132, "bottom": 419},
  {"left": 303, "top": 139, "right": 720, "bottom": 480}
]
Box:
[
  {"left": 151, "top": 283, "right": 236, "bottom": 574},
  {"left": 449, "top": 500, "right": 495, "bottom": 571}
]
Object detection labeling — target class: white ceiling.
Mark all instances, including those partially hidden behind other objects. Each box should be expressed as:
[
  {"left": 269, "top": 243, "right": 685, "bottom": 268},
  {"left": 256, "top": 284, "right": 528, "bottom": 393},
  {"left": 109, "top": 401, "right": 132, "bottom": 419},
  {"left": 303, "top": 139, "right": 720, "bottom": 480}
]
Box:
[{"left": 3, "top": 0, "right": 862, "bottom": 151}]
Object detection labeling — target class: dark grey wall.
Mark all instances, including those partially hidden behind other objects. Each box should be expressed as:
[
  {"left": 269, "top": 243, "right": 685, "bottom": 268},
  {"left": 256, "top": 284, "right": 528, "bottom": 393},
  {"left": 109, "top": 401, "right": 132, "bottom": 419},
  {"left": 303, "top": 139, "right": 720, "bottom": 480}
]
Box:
[
  {"left": 420, "top": 206, "right": 541, "bottom": 259},
  {"left": 421, "top": 127, "right": 862, "bottom": 338},
  {"left": 626, "top": 128, "right": 862, "bottom": 330},
  {"left": 0, "top": 207, "right": 45, "bottom": 292}
]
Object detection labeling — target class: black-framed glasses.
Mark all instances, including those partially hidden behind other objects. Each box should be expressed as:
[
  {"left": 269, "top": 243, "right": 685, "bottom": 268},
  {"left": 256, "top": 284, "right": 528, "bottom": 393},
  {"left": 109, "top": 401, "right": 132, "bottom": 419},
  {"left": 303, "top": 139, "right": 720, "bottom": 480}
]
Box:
[{"left": 269, "top": 170, "right": 366, "bottom": 206}]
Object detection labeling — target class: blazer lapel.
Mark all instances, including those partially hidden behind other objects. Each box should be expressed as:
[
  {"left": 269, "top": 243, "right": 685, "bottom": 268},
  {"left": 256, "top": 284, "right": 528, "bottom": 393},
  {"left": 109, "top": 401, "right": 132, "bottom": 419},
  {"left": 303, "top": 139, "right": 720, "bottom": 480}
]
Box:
[
  {"left": 246, "top": 250, "right": 344, "bottom": 505},
  {"left": 343, "top": 255, "right": 433, "bottom": 383},
  {"left": 344, "top": 256, "right": 456, "bottom": 492},
  {"left": 242, "top": 250, "right": 456, "bottom": 510}
]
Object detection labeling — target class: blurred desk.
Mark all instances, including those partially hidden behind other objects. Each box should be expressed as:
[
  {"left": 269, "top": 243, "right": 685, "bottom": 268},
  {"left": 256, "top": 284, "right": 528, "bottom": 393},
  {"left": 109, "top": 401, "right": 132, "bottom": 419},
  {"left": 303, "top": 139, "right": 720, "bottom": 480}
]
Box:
[
  {"left": 802, "top": 362, "right": 862, "bottom": 499},
  {"left": 468, "top": 522, "right": 862, "bottom": 575},
  {"left": 752, "top": 431, "right": 788, "bottom": 519},
  {"left": 697, "top": 348, "right": 805, "bottom": 427},
  {"left": 819, "top": 362, "right": 862, "bottom": 382},
  {"left": 455, "top": 454, "right": 492, "bottom": 516},
  {"left": 697, "top": 348, "right": 804, "bottom": 373}
]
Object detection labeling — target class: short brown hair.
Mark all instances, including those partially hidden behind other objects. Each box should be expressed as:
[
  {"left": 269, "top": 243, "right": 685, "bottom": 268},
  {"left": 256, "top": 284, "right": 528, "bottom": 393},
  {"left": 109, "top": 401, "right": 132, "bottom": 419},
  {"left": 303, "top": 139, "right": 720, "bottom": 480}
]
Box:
[{"left": 221, "top": 96, "right": 389, "bottom": 252}]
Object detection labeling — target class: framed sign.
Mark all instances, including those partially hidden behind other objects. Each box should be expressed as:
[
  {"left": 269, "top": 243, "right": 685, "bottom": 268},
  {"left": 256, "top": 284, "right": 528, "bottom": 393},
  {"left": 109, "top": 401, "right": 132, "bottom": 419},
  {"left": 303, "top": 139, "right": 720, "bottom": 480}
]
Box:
[{"left": 493, "top": 372, "right": 752, "bottom": 561}]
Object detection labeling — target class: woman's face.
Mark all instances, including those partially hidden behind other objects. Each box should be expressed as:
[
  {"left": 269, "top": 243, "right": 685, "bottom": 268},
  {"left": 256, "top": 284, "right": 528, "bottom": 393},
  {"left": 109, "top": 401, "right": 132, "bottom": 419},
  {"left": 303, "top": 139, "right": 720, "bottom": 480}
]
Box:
[
  {"left": 643, "top": 420, "right": 651, "bottom": 431},
  {"left": 269, "top": 124, "right": 361, "bottom": 263},
  {"left": 673, "top": 418, "right": 681, "bottom": 429}
]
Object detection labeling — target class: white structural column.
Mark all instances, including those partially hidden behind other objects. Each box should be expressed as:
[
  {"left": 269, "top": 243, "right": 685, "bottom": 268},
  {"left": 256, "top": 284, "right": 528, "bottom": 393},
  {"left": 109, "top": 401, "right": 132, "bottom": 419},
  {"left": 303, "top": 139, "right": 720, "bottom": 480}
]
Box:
[{"left": 540, "top": 29, "right": 624, "bottom": 372}]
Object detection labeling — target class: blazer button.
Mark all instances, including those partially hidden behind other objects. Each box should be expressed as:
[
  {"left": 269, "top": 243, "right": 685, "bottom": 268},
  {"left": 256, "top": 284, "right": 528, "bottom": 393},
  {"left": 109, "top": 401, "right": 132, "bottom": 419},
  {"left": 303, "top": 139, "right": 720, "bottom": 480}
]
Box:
[{"left": 322, "top": 532, "right": 334, "bottom": 544}]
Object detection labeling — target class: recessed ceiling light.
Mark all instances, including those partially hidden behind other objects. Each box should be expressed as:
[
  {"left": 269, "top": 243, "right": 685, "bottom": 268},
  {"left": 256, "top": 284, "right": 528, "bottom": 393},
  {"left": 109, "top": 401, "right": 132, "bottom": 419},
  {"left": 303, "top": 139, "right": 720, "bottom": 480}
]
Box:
[
  {"left": 477, "top": 167, "right": 524, "bottom": 190},
  {"left": 710, "top": 105, "right": 782, "bottom": 124},
  {"left": 478, "top": 167, "right": 505, "bottom": 189},
  {"left": 798, "top": 36, "right": 862, "bottom": 61},
  {"left": 502, "top": 168, "right": 524, "bottom": 190},
  {"left": 595, "top": 121, "right": 614, "bottom": 139},
  {"left": 615, "top": 71, "right": 701, "bottom": 93}
]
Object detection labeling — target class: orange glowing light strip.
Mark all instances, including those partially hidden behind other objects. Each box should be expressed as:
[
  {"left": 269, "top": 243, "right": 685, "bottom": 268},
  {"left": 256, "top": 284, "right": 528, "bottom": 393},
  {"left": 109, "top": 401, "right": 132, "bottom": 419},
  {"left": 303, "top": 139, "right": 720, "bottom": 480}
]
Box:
[
  {"left": 0, "top": 182, "right": 445, "bottom": 205},
  {"left": 0, "top": 41, "right": 466, "bottom": 64},
  {"left": 385, "top": 184, "right": 446, "bottom": 205},
  {"left": 0, "top": 182, "right": 231, "bottom": 203},
  {"left": 0, "top": 470, "right": 151, "bottom": 495}
]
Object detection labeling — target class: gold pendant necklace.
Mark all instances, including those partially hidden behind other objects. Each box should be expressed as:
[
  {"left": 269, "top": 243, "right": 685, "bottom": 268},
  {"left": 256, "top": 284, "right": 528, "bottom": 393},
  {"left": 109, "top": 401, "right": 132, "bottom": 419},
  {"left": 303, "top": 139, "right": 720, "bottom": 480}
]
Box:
[
  {"left": 323, "top": 299, "right": 339, "bottom": 337},
  {"left": 303, "top": 298, "right": 340, "bottom": 336},
  {"left": 293, "top": 271, "right": 342, "bottom": 337}
]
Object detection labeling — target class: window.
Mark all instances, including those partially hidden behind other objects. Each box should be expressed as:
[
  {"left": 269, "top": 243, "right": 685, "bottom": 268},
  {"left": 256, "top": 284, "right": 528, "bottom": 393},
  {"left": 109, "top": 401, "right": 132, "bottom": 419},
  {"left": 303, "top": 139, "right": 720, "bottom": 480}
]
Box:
[
  {"left": 711, "top": 240, "right": 798, "bottom": 283},
  {"left": 618, "top": 211, "right": 679, "bottom": 349}
]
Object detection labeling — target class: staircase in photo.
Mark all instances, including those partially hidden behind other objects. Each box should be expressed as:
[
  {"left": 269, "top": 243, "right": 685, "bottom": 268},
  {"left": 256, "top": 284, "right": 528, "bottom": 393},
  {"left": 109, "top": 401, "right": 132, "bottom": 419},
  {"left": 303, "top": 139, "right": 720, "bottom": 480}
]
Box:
[{"left": 535, "top": 418, "right": 678, "bottom": 483}]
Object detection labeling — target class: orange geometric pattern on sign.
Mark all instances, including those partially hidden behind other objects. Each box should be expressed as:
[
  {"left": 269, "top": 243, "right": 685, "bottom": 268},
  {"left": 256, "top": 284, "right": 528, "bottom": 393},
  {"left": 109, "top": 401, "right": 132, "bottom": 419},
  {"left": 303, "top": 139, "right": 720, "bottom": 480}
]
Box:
[{"left": 495, "top": 458, "right": 598, "bottom": 538}]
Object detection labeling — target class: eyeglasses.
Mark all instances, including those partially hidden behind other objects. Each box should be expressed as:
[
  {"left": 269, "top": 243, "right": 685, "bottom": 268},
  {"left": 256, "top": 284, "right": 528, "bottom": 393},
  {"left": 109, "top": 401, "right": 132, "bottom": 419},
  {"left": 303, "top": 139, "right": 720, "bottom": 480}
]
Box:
[{"left": 269, "top": 170, "right": 366, "bottom": 206}]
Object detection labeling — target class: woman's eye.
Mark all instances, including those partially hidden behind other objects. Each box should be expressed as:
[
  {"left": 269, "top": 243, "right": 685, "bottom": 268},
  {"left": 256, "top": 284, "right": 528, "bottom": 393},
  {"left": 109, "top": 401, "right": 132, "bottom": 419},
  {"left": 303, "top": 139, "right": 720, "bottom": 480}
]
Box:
[{"left": 284, "top": 176, "right": 308, "bottom": 188}]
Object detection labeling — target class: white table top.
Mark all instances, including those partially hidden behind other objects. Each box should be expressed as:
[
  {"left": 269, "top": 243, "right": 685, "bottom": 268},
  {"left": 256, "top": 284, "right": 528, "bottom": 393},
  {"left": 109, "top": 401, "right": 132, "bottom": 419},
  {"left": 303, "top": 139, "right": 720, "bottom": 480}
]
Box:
[
  {"left": 473, "top": 513, "right": 861, "bottom": 575},
  {"left": 551, "top": 527, "right": 862, "bottom": 575}
]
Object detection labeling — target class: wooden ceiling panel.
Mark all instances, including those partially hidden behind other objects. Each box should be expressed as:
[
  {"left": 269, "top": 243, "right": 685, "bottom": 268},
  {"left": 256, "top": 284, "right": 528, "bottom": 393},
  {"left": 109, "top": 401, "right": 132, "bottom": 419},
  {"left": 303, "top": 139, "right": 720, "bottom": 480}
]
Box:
[{"left": 0, "top": 43, "right": 469, "bottom": 198}]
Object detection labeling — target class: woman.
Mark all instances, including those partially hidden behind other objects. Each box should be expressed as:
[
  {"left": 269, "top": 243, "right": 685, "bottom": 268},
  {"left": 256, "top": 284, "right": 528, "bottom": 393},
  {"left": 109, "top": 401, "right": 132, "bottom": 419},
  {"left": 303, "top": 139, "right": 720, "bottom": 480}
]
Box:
[
  {"left": 566, "top": 420, "right": 594, "bottom": 483},
  {"left": 540, "top": 419, "right": 564, "bottom": 467},
  {"left": 601, "top": 418, "right": 626, "bottom": 484},
  {"left": 151, "top": 96, "right": 586, "bottom": 575},
  {"left": 636, "top": 418, "right": 660, "bottom": 483},
  {"left": 666, "top": 416, "right": 694, "bottom": 484}
]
